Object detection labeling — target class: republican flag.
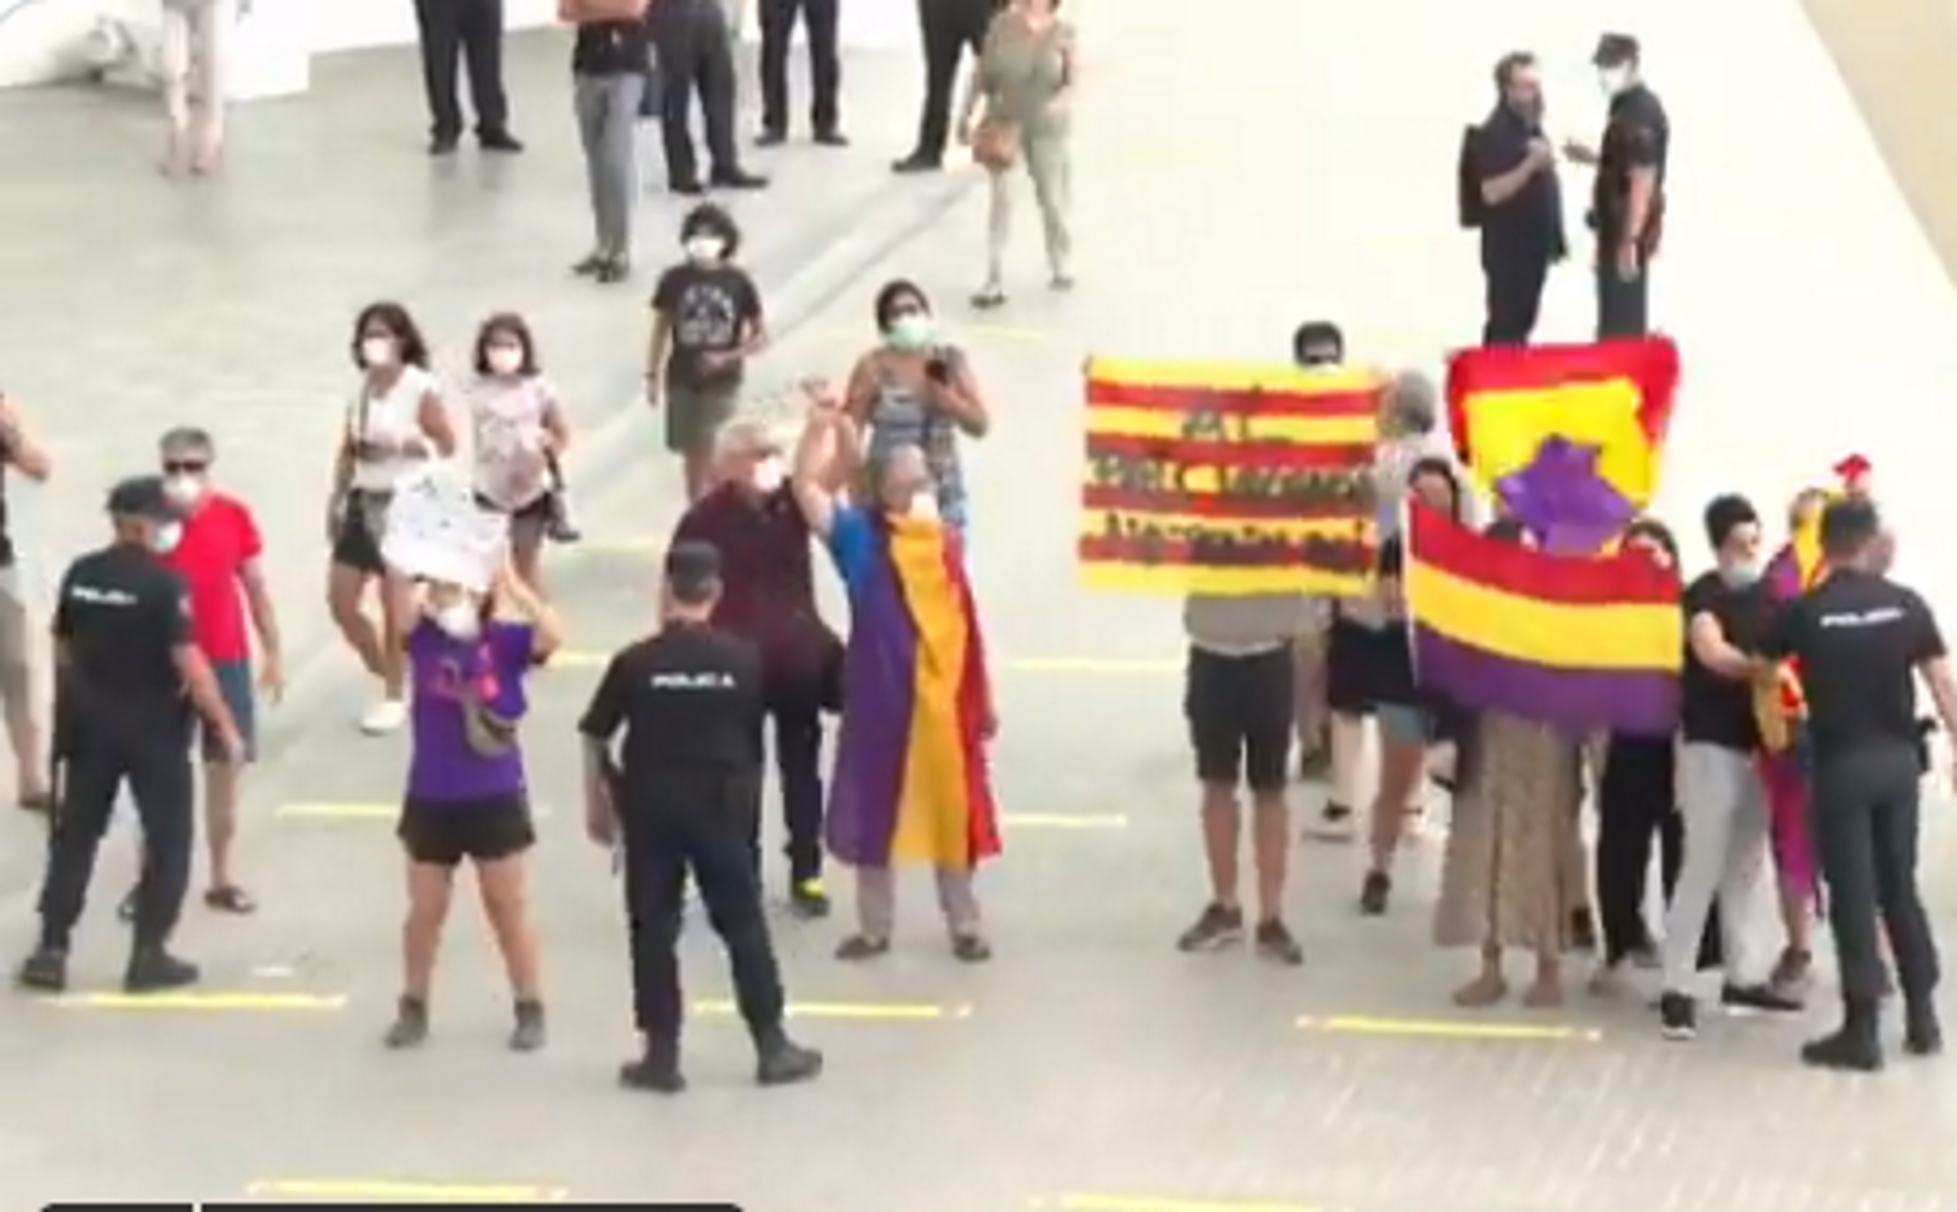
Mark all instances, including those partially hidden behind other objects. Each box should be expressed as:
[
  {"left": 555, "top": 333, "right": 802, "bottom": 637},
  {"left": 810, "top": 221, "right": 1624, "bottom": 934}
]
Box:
[{"left": 1405, "top": 503, "right": 1683, "bottom": 736}]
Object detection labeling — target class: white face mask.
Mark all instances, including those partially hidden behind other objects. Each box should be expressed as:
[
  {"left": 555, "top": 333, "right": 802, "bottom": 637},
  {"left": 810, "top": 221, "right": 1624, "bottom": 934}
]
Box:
[
  {"left": 360, "top": 337, "right": 397, "bottom": 369},
  {"left": 433, "top": 603, "right": 481, "bottom": 641},
  {"left": 485, "top": 347, "right": 523, "bottom": 376},
  {"left": 683, "top": 236, "right": 726, "bottom": 264},
  {"left": 1597, "top": 66, "right": 1632, "bottom": 97},
  {"left": 905, "top": 491, "right": 942, "bottom": 523},
  {"left": 151, "top": 521, "right": 184, "bottom": 555},
  {"left": 750, "top": 455, "right": 786, "bottom": 494},
  {"left": 163, "top": 474, "right": 205, "bottom": 507}
]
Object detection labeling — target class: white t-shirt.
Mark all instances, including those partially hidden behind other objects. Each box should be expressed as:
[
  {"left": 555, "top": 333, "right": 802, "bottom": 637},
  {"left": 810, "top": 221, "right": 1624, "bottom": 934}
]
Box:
[
  {"left": 348, "top": 366, "right": 438, "bottom": 493},
  {"left": 468, "top": 374, "right": 558, "bottom": 510}
]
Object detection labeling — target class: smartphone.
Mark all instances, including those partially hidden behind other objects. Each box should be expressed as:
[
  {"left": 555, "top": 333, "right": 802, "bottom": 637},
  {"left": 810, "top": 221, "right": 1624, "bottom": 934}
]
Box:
[{"left": 924, "top": 357, "right": 952, "bottom": 385}]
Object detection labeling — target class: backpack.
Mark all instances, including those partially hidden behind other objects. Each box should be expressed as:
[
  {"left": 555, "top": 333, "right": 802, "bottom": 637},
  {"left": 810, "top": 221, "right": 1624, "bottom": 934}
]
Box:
[{"left": 1456, "top": 123, "right": 1486, "bottom": 229}]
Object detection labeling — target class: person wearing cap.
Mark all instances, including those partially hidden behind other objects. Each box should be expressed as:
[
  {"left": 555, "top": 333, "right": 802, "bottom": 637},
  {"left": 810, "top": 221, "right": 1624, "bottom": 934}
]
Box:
[
  {"left": 578, "top": 539, "right": 822, "bottom": 1093},
  {"left": 1560, "top": 33, "right": 1669, "bottom": 339},
  {"left": 17, "top": 476, "right": 244, "bottom": 995},
  {"left": 1468, "top": 51, "right": 1566, "bottom": 345},
  {"left": 1655, "top": 494, "right": 1803, "bottom": 1042},
  {"left": 1287, "top": 321, "right": 1345, "bottom": 783},
  {"left": 671, "top": 418, "right": 843, "bottom": 918}
]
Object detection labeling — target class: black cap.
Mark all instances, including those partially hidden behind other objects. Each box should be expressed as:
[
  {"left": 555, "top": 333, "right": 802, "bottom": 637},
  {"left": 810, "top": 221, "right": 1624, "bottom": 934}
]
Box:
[
  {"left": 664, "top": 540, "right": 722, "bottom": 605},
  {"left": 1592, "top": 32, "right": 1640, "bottom": 66},
  {"left": 106, "top": 475, "right": 179, "bottom": 522}
]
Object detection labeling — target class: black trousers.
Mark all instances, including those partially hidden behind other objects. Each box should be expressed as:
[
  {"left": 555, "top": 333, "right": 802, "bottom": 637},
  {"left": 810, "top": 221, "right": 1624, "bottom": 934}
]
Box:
[
  {"left": 1595, "top": 258, "right": 1650, "bottom": 339},
  {"left": 910, "top": 0, "right": 994, "bottom": 161},
  {"left": 1481, "top": 253, "right": 1549, "bottom": 346},
  {"left": 651, "top": 0, "right": 741, "bottom": 185},
  {"left": 621, "top": 775, "right": 787, "bottom": 1044},
  {"left": 413, "top": 0, "right": 510, "bottom": 140},
  {"left": 1594, "top": 736, "right": 1723, "bottom": 969},
  {"left": 758, "top": 0, "right": 842, "bottom": 136},
  {"left": 1811, "top": 740, "right": 1940, "bottom": 1006},
  {"left": 39, "top": 727, "right": 194, "bottom": 951},
  {"left": 763, "top": 668, "right": 827, "bottom": 884}
]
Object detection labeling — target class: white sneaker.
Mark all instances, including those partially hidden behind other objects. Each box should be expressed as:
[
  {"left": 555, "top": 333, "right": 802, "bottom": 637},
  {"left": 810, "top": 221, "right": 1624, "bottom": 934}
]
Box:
[{"left": 359, "top": 699, "right": 407, "bottom": 735}]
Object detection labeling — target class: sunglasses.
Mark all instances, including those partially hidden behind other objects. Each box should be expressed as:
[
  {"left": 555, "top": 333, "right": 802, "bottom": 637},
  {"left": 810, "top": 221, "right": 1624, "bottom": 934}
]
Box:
[{"left": 163, "top": 460, "right": 209, "bottom": 474}]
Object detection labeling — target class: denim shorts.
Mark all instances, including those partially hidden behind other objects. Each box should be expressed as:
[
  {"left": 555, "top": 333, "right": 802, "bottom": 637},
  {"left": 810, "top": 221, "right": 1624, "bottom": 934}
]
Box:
[
  {"left": 197, "top": 659, "right": 257, "bottom": 764},
  {"left": 1376, "top": 703, "right": 1430, "bottom": 746}
]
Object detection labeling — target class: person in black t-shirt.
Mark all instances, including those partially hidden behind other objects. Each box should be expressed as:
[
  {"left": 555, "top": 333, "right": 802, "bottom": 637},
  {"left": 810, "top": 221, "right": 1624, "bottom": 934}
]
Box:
[
  {"left": 1761, "top": 498, "right": 1952, "bottom": 1070},
  {"left": 18, "top": 476, "right": 243, "bottom": 997},
  {"left": 1471, "top": 51, "right": 1567, "bottom": 345},
  {"left": 646, "top": 205, "right": 769, "bottom": 502},
  {"left": 1656, "top": 494, "right": 1802, "bottom": 1043},
  {"left": 578, "top": 541, "right": 820, "bottom": 1095},
  {"left": 1561, "top": 32, "right": 1668, "bottom": 338}
]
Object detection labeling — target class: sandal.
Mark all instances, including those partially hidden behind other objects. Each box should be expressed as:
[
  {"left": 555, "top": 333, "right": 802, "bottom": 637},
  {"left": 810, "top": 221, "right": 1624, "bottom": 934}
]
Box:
[{"left": 204, "top": 885, "right": 257, "bottom": 915}]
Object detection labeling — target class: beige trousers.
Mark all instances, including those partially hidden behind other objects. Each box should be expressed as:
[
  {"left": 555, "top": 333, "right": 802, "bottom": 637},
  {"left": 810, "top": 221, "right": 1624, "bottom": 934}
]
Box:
[
  {"left": 985, "top": 130, "right": 1073, "bottom": 284},
  {"left": 854, "top": 865, "right": 981, "bottom": 939},
  {"left": 161, "top": 0, "right": 226, "bottom": 146}
]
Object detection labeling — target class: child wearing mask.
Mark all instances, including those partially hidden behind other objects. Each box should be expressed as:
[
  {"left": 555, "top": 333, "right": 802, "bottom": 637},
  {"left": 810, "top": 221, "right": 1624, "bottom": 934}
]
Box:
[
  {"left": 646, "top": 205, "right": 769, "bottom": 502},
  {"left": 844, "top": 279, "right": 992, "bottom": 539},
  {"left": 387, "top": 561, "right": 561, "bottom": 1052},
  {"left": 467, "top": 313, "right": 576, "bottom": 597}
]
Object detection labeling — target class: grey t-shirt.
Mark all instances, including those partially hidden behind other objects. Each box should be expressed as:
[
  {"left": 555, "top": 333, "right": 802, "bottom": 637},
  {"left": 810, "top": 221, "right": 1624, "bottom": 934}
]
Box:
[{"left": 1184, "top": 592, "right": 1311, "bottom": 656}]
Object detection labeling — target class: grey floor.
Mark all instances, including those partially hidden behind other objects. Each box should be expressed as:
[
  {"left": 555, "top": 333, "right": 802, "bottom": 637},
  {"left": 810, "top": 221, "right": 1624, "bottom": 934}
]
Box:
[{"left": 0, "top": 10, "right": 1953, "bottom": 1212}]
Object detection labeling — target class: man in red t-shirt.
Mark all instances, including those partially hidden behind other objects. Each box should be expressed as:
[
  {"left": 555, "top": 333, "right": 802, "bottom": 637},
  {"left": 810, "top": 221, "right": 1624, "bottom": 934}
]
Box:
[{"left": 127, "top": 428, "right": 285, "bottom": 914}]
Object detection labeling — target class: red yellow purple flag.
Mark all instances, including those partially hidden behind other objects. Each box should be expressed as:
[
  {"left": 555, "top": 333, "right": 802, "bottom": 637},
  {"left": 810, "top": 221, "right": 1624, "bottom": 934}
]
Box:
[
  {"left": 1446, "top": 337, "right": 1680, "bottom": 518},
  {"left": 1079, "top": 358, "right": 1381, "bottom": 596}
]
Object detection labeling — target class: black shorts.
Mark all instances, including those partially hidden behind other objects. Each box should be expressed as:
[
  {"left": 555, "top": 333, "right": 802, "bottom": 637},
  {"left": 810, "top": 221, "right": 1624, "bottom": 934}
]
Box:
[
  {"left": 1184, "top": 645, "right": 1295, "bottom": 793},
  {"left": 397, "top": 791, "right": 537, "bottom": 867},
  {"left": 330, "top": 491, "right": 387, "bottom": 576},
  {"left": 1325, "top": 617, "right": 1401, "bottom": 716}
]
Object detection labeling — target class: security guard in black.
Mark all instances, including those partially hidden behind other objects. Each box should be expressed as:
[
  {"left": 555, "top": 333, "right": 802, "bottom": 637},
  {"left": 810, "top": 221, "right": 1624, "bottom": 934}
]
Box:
[
  {"left": 1585, "top": 32, "right": 1668, "bottom": 338},
  {"left": 19, "top": 475, "right": 243, "bottom": 996},
  {"left": 578, "top": 540, "right": 821, "bottom": 1094},
  {"left": 1761, "top": 498, "right": 1945, "bottom": 1070}
]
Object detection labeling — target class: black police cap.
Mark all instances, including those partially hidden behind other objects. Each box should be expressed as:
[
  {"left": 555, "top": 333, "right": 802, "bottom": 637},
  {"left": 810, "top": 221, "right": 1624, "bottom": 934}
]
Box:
[
  {"left": 665, "top": 540, "right": 723, "bottom": 604},
  {"left": 105, "top": 475, "right": 180, "bottom": 522},
  {"left": 1593, "top": 32, "right": 1640, "bottom": 66}
]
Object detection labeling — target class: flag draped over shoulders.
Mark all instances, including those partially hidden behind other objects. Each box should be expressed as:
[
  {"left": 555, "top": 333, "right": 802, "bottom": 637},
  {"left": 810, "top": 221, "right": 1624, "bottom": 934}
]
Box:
[
  {"left": 1405, "top": 503, "right": 1683, "bottom": 736},
  {"left": 826, "top": 512, "right": 1000, "bottom": 869}
]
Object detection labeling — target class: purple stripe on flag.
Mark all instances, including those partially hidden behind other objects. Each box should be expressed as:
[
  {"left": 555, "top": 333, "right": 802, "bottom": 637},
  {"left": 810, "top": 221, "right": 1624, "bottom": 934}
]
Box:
[
  {"left": 1416, "top": 626, "right": 1679, "bottom": 736},
  {"left": 825, "top": 531, "right": 917, "bottom": 868}
]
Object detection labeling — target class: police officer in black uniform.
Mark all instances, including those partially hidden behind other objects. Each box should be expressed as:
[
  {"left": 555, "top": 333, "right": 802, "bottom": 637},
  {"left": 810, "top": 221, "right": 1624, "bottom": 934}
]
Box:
[
  {"left": 17, "top": 476, "right": 243, "bottom": 995},
  {"left": 1762, "top": 498, "right": 1950, "bottom": 1071},
  {"left": 1563, "top": 32, "right": 1668, "bottom": 338},
  {"left": 1468, "top": 51, "right": 1566, "bottom": 345},
  {"left": 578, "top": 541, "right": 821, "bottom": 1093}
]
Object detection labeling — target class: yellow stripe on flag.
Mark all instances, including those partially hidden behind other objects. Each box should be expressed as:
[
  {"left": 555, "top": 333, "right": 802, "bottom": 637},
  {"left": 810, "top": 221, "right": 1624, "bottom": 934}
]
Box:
[{"left": 1405, "top": 561, "right": 1680, "bottom": 670}]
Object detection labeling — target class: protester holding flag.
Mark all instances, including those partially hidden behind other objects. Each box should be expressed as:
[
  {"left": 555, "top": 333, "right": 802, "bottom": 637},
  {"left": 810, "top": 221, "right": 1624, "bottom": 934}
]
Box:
[
  {"left": 789, "top": 394, "right": 1001, "bottom": 962},
  {"left": 1432, "top": 517, "right": 1584, "bottom": 1008}
]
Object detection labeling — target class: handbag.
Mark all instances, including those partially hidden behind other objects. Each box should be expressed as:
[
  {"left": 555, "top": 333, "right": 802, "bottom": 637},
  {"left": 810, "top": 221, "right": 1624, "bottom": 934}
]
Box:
[
  {"left": 449, "top": 654, "right": 521, "bottom": 757},
  {"left": 971, "top": 117, "right": 1019, "bottom": 172}
]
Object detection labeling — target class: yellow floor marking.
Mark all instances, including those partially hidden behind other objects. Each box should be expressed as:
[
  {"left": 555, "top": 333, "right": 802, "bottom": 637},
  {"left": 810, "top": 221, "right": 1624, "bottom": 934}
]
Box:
[
  {"left": 53, "top": 991, "right": 347, "bottom": 1012},
  {"left": 1042, "top": 1195, "right": 1328, "bottom": 1212},
  {"left": 693, "top": 999, "right": 971, "bottom": 1021},
  {"left": 1295, "top": 1015, "right": 1603, "bottom": 1043},
  {"left": 248, "top": 1178, "right": 567, "bottom": 1203},
  {"left": 551, "top": 651, "right": 1176, "bottom": 675},
  {"left": 1003, "top": 813, "right": 1128, "bottom": 829},
  {"left": 278, "top": 801, "right": 393, "bottom": 820}
]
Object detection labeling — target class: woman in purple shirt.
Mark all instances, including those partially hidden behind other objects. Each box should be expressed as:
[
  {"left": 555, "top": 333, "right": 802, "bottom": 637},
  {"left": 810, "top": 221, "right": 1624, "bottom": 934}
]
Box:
[{"left": 387, "top": 563, "right": 562, "bottom": 1052}]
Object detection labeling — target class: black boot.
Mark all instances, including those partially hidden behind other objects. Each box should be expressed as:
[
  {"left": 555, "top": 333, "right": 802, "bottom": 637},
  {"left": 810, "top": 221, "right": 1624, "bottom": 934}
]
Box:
[
  {"left": 619, "top": 1038, "right": 686, "bottom": 1094},
  {"left": 754, "top": 1026, "right": 823, "bottom": 1087},
  {"left": 123, "top": 944, "right": 199, "bottom": 994},
  {"left": 1904, "top": 999, "right": 1943, "bottom": 1057},
  {"left": 1800, "top": 998, "right": 1884, "bottom": 1072},
  {"left": 15, "top": 945, "right": 67, "bottom": 993}
]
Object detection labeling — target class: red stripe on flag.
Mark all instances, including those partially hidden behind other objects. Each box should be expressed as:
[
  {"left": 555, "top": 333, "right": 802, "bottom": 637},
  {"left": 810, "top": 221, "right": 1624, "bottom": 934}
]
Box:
[
  {"left": 1408, "top": 504, "right": 1680, "bottom": 607},
  {"left": 1086, "top": 434, "right": 1372, "bottom": 470},
  {"left": 1081, "top": 484, "right": 1364, "bottom": 521},
  {"left": 1087, "top": 379, "right": 1381, "bottom": 418},
  {"left": 1444, "top": 337, "right": 1680, "bottom": 455},
  {"left": 1078, "top": 532, "right": 1377, "bottom": 572}
]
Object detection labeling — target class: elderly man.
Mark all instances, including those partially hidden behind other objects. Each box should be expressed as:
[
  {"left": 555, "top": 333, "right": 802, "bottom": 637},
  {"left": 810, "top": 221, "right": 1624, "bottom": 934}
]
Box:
[{"left": 670, "top": 418, "right": 842, "bottom": 917}]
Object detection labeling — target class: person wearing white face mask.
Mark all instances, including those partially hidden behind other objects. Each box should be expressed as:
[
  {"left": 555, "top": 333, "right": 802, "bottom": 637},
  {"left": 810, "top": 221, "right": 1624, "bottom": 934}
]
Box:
[
  {"left": 647, "top": 205, "right": 769, "bottom": 502},
  {"left": 843, "top": 279, "right": 990, "bottom": 542},
  {"left": 328, "top": 302, "right": 458, "bottom": 736},
  {"left": 1559, "top": 32, "right": 1669, "bottom": 340},
  {"left": 467, "top": 313, "right": 574, "bottom": 599},
  {"left": 669, "top": 417, "right": 844, "bottom": 917}
]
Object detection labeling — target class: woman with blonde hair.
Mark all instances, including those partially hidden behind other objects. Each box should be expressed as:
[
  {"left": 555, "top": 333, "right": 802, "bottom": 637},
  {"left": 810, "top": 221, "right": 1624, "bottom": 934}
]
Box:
[{"left": 957, "top": 0, "right": 1076, "bottom": 308}]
